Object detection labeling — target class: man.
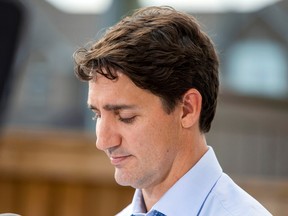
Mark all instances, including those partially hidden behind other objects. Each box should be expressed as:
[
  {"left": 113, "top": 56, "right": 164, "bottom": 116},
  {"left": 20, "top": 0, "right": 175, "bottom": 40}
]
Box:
[{"left": 73, "top": 6, "right": 271, "bottom": 216}]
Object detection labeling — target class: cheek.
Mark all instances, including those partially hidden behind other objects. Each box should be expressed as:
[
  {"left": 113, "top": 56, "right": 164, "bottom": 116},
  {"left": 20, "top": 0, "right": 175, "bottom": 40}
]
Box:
[
  {"left": 135, "top": 120, "right": 174, "bottom": 154},
  {"left": 122, "top": 121, "right": 160, "bottom": 155},
  {"left": 122, "top": 110, "right": 180, "bottom": 157}
]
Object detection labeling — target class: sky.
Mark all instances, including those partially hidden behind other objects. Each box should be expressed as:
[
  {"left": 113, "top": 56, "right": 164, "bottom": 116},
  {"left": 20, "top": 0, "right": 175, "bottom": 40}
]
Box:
[
  {"left": 140, "top": 0, "right": 281, "bottom": 12},
  {"left": 45, "top": 0, "right": 281, "bottom": 14}
]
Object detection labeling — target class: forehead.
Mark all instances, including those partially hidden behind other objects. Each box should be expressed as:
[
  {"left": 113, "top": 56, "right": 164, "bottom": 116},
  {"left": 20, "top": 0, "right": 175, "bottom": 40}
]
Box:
[
  {"left": 88, "top": 73, "right": 136, "bottom": 96},
  {"left": 87, "top": 72, "right": 158, "bottom": 107}
]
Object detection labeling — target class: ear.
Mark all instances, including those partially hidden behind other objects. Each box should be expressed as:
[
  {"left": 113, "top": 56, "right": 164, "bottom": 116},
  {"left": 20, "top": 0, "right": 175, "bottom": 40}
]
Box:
[{"left": 181, "top": 89, "right": 202, "bottom": 128}]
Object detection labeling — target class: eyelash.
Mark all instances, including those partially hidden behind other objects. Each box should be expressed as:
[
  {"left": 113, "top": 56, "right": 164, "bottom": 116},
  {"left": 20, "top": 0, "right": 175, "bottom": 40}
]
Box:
[
  {"left": 119, "top": 116, "right": 136, "bottom": 124},
  {"left": 92, "top": 113, "right": 136, "bottom": 124}
]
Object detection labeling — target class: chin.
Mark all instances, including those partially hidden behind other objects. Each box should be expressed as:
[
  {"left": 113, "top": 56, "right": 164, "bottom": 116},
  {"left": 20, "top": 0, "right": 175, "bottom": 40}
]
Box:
[{"left": 114, "top": 170, "right": 133, "bottom": 186}]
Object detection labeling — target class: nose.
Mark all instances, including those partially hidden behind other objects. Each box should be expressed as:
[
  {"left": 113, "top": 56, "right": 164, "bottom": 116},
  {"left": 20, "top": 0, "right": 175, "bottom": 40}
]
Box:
[{"left": 95, "top": 117, "right": 121, "bottom": 151}]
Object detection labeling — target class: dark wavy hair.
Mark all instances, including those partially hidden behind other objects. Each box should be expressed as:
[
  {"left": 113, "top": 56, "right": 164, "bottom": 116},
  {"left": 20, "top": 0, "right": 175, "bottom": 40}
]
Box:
[{"left": 73, "top": 6, "right": 219, "bottom": 133}]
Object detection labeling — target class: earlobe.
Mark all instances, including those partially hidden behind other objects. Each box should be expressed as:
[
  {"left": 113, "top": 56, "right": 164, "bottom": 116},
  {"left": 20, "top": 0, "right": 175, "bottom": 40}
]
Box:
[{"left": 181, "top": 89, "right": 202, "bottom": 128}]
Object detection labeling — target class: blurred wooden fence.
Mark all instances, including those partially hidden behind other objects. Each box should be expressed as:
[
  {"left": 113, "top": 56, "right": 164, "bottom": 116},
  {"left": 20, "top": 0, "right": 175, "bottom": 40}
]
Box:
[
  {"left": 0, "top": 129, "right": 134, "bottom": 216},
  {"left": 0, "top": 129, "right": 287, "bottom": 215}
]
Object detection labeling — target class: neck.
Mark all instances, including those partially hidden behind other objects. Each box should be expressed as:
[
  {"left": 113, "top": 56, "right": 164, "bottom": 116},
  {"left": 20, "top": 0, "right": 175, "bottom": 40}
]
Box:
[{"left": 142, "top": 133, "right": 208, "bottom": 211}]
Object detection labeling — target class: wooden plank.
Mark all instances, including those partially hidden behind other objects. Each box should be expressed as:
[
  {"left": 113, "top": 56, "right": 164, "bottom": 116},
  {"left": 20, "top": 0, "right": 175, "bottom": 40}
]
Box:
[
  {"left": 0, "top": 129, "right": 114, "bottom": 183},
  {"left": 17, "top": 180, "right": 50, "bottom": 216},
  {"left": 52, "top": 183, "right": 86, "bottom": 216},
  {"left": 0, "top": 179, "right": 15, "bottom": 213}
]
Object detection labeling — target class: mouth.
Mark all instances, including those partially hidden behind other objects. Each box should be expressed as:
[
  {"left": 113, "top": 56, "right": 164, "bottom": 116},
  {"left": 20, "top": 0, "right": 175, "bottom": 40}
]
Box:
[{"left": 109, "top": 155, "right": 132, "bottom": 166}]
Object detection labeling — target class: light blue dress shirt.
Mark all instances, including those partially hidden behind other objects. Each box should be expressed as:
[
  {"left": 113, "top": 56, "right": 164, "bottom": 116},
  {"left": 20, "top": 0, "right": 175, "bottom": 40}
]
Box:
[{"left": 116, "top": 147, "right": 272, "bottom": 216}]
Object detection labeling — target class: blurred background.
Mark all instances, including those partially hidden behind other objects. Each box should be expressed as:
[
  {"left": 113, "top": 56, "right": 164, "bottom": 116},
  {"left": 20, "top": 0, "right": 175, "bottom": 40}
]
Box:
[{"left": 0, "top": 0, "right": 287, "bottom": 215}]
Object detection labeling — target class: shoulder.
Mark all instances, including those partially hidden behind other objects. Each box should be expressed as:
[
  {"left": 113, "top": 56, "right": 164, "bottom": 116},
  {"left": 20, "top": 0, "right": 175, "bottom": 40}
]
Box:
[{"left": 201, "top": 173, "right": 272, "bottom": 216}]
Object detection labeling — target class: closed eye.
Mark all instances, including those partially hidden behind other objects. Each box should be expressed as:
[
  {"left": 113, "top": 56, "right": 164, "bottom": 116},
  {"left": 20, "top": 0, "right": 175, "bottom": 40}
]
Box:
[{"left": 118, "top": 116, "right": 136, "bottom": 124}]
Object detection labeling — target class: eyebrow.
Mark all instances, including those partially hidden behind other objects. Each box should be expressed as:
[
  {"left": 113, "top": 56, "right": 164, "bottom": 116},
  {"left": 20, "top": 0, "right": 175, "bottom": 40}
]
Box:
[{"left": 88, "top": 104, "right": 137, "bottom": 112}]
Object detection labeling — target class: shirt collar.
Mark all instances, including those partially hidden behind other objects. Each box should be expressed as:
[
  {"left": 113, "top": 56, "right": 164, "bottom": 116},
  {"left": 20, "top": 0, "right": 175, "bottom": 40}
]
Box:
[
  {"left": 130, "top": 146, "right": 223, "bottom": 215},
  {"left": 131, "top": 189, "right": 147, "bottom": 214}
]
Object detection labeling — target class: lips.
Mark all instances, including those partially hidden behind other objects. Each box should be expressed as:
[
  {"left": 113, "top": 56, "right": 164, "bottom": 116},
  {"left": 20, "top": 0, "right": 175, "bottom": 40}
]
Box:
[{"left": 110, "top": 155, "right": 131, "bottom": 166}]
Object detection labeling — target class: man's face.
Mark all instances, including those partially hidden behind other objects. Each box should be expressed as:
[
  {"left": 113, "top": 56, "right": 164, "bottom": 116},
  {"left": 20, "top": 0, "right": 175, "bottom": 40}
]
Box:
[{"left": 88, "top": 72, "right": 183, "bottom": 190}]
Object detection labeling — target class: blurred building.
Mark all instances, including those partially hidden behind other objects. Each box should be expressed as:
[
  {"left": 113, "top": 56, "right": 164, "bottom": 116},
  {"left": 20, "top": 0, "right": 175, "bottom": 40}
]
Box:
[
  {"left": 5, "top": 0, "right": 288, "bottom": 176},
  {"left": 1, "top": 0, "right": 288, "bottom": 215},
  {"left": 3, "top": 0, "right": 288, "bottom": 175},
  {"left": 4, "top": 0, "right": 140, "bottom": 129},
  {"left": 194, "top": 1, "right": 288, "bottom": 177}
]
